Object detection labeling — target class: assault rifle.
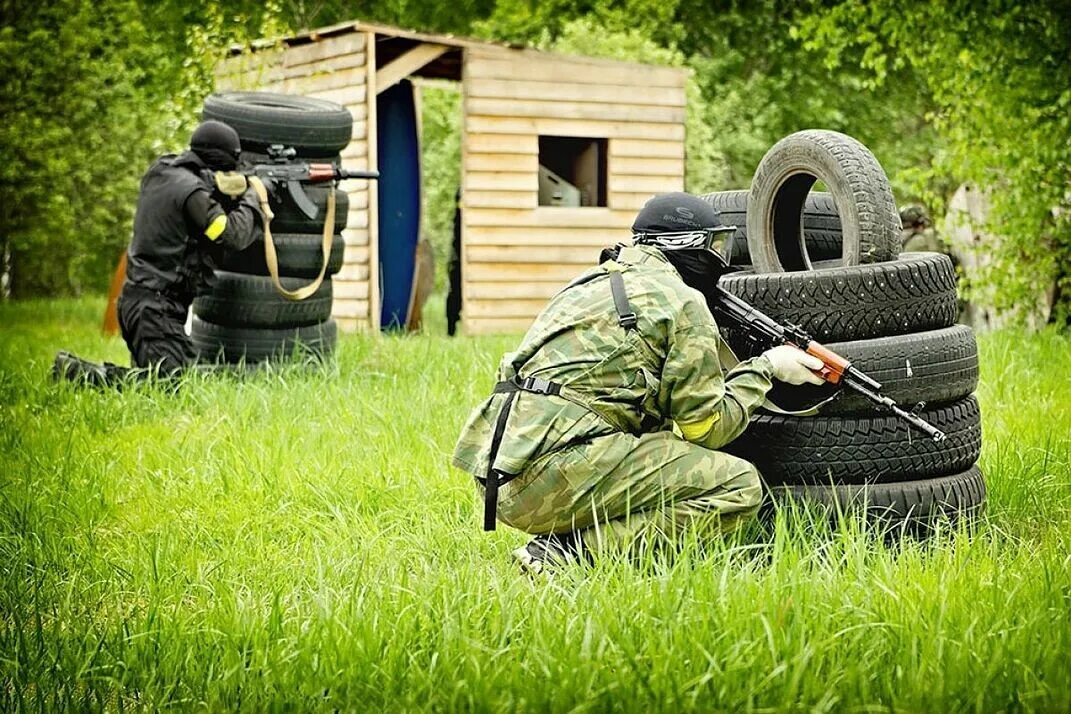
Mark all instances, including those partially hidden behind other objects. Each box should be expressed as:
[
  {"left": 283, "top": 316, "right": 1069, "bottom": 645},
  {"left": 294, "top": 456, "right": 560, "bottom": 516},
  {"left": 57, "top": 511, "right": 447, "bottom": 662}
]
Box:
[
  {"left": 240, "top": 144, "right": 379, "bottom": 220},
  {"left": 708, "top": 285, "right": 948, "bottom": 441}
]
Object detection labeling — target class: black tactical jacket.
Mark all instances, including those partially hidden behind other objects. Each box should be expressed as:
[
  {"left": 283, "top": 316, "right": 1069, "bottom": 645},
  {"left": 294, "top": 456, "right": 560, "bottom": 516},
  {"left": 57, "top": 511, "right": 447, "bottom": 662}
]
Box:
[{"left": 124, "top": 151, "right": 262, "bottom": 302}]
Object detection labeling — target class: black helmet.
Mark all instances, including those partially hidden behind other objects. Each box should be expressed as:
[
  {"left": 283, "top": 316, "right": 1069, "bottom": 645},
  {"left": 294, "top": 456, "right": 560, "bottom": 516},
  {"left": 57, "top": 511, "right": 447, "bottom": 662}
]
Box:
[
  {"left": 632, "top": 192, "right": 736, "bottom": 257},
  {"left": 631, "top": 192, "right": 737, "bottom": 297},
  {"left": 190, "top": 120, "right": 241, "bottom": 170}
]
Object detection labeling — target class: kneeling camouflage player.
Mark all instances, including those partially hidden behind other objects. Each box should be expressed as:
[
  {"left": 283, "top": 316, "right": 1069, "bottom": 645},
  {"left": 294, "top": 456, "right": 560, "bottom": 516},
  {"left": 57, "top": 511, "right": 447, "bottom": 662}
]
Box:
[{"left": 453, "top": 192, "right": 824, "bottom": 573}]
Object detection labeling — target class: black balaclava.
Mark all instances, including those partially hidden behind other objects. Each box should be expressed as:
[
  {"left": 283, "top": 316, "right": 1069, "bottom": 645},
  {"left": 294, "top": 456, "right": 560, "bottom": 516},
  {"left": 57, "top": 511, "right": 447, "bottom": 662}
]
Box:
[
  {"left": 630, "top": 192, "right": 732, "bottom": 302},
  {"left": 190, "top": 120, "right": 241, "bottom": 171},
  {"left": 662, "top": 249, "right": 724, "bottom": 303}
]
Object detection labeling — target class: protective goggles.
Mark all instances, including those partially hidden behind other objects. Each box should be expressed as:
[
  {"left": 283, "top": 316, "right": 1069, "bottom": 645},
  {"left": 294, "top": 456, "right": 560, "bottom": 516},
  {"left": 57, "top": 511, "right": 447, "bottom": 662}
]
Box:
[{"left": 632, "top": 226, "right": 738, "bottom": 257}]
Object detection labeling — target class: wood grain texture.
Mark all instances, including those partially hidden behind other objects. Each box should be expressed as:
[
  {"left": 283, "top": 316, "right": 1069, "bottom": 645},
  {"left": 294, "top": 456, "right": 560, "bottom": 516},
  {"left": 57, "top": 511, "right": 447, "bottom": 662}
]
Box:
[
  {"left": 365, "top": 31, "right": 381, "bottom": 331},
  {"left": 466, "top": 78, "right": 685, "bottom": 107},
  {"left": 610, "top": 156, "right": 685, "bottom": 177},
  {"left": 335, "top": 262, "right": 371, "bottom": 281},
  {"left": 462, "top": 190, "right": 537, "bottom": 209},
  {"left": 465, "top": 298, "right": 549, "bottom": 318},
  {"left": 465, "top": 207, "right": 634, "bottom": 229},
  {"left": 466, "top": 97, "right": 685, "bottom": 124},
  {"left": 607, "top": 174, "right": 685, "bottom": 193},
  {"left": 464, "top": 171, "right": 535, "bottom": 192},
  {"left": 466, "top": 116, "right": 686, "bottom": 141},
  {"left": 466, "top": 280, "right": 573, "bottom": 300},
  {"left": 465, "top": 133, "right": 537, "bottom": 155},
  {"left": 332, "top": 299, "right": 370, "bottom": 319},
  {"left": 465, "top": 47, "right": 686, "bottom": 88},
  {"left": 465, "top": 262, "right": 586, "bottom": 283},
  {"left": 609, "top": 139, "right": 687, "bottom": 159},
  {"left": 467, "top": 245, "right": 602, "bottom": 264},
  {"left": 333, "top": 281, "right": 371, "bottom": 299},
  {"left": 342, "top": 228, "right": 369, "bottom": 247},
  {"left": 465, "top": 226, "right": 626, "bottom": 247},
  {"left": 285, "top": 33, "right": 367, "bottom": 67},
  {"left": 465, "top": 153, "right": 537, "bottom": 173},
  {"left": 334, "top": 316, "right": 368, "bottom": 332}
]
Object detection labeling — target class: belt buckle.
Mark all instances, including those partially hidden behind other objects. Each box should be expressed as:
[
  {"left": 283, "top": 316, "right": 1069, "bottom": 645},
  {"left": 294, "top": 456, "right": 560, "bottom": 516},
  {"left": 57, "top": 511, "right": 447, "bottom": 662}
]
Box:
[{"left": 522, "top": 376, "right": 551, "bottom": 394}]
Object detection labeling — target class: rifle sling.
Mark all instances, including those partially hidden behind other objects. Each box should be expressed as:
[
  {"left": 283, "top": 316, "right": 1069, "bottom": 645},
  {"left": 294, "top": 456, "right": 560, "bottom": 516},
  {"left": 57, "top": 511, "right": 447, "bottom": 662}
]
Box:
[{"left": 249, "top": 176, "right": 333, "bottom": 302}]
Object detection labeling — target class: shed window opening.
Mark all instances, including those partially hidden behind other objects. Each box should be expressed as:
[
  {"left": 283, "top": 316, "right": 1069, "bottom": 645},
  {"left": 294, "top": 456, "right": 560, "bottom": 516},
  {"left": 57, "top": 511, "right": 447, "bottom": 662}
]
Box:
[{"left": 537, "top": 136, "right": 607, "bottom": 207}]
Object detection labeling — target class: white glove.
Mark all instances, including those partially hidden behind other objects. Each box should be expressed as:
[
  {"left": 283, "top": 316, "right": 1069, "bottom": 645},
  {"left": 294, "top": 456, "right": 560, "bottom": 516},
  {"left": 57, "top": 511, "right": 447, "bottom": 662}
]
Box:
[{"left": 762, "top": 345, "right": 826, "bottom": 386}]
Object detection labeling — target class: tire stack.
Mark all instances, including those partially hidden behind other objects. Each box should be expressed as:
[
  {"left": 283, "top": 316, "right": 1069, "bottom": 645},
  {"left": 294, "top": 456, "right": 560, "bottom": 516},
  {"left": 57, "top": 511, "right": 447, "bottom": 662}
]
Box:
[
  {"left": 191, "top": 92, "right": 354, "bottom": 364},
  {"left": 703, "top": 130, "right": 985, "bottom": 532},
  {"left": 702, "top": 190, "right": 842, "bottom": 267}
]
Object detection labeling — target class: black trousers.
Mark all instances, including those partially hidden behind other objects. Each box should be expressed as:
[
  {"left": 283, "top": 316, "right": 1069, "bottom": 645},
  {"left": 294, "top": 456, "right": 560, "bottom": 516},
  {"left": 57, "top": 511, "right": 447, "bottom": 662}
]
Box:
[{"left": 117, "top": 287, "right": 198, "bottom": 375}]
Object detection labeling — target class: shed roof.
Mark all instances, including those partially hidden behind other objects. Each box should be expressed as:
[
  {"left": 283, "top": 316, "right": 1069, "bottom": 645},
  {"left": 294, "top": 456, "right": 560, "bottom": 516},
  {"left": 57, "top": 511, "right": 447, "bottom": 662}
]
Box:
[{"left": 230, "top": 19, "right": 685, "bottom": 83}]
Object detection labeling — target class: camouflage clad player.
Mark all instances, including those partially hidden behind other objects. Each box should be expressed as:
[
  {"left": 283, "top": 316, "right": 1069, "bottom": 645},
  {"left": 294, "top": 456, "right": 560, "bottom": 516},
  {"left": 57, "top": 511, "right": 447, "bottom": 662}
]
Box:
[{"left": 453, "top": 192, "right": 824, "bottom": 572}]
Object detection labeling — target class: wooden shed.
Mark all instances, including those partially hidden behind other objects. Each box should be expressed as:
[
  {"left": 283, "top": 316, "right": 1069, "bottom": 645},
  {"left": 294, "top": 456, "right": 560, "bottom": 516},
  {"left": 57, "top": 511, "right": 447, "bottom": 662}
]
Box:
[{"left": 216, "top": 20, "right": 687, "bottom": 334}]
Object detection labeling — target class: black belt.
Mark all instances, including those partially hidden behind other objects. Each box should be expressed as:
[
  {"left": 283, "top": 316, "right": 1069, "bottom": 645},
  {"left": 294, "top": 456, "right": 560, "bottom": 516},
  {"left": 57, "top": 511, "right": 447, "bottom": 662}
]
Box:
[
  {"left": 122, "top": 283, "right": 192, "bottom": 304},
  {"left": 478, "top": 376, "right": 564, "bottom": 531}
]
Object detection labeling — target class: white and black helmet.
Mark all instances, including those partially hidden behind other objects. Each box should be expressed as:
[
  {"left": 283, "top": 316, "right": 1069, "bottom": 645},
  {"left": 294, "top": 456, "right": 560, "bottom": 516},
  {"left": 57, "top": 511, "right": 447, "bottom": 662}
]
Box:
[{"left": 631, "top": 192, "right": 736, "bottom": 257}]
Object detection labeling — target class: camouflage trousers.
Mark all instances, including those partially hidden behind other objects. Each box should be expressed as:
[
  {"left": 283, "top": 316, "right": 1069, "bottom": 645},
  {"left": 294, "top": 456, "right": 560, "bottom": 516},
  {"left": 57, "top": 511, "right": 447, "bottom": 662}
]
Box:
[{"left": 495, "top": 430, "right": 763, "bottom": 554}]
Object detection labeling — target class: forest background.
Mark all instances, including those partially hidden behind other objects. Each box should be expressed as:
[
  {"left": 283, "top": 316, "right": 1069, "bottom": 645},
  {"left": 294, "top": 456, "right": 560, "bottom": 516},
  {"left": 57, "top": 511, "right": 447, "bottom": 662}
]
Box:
[{"left": 2, "top": 0, "right": 1068, "bottom": 324}]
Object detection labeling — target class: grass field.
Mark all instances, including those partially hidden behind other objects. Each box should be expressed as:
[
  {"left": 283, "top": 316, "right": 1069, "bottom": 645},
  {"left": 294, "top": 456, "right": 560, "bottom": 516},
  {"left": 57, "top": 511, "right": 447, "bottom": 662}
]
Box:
[{"left": 2, "top": 297, "right": 1070, "bottom": 712}]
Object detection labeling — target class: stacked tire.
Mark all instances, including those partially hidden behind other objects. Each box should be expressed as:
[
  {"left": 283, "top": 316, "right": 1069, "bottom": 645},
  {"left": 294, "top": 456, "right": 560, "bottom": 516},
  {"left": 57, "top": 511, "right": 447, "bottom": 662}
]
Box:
[
  {"left": 700, "top": 190, "right": 843, "bottom": 267},
  {"left": 709, "top": 130, "right": 985, "bottom": 532},
  {"left": 192, "top": 93, "right": 353, "bottom": 364}
]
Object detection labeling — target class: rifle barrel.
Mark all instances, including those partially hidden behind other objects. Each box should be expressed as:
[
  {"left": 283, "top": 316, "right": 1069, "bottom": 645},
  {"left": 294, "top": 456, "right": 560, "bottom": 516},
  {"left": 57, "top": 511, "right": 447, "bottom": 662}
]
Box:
[
  {"left": 890, "top": 403, "right": 948, "bottom": 442},
  {"left": 338, "top": 169, "right": 380, "bottom": 180}
]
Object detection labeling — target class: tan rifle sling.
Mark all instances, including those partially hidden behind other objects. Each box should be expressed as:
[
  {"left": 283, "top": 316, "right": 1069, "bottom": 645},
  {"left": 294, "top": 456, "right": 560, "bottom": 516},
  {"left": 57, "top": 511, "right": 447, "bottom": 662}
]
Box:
[{"left": 248, "top": 176, "right": 334, "bottom": 302}]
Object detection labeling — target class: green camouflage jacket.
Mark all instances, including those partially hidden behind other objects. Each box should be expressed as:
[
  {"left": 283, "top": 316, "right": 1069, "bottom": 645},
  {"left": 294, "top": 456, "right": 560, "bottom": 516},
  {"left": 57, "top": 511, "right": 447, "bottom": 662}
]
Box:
[{"left": 452, "top": 245, "right": 774, "bottom": 478}]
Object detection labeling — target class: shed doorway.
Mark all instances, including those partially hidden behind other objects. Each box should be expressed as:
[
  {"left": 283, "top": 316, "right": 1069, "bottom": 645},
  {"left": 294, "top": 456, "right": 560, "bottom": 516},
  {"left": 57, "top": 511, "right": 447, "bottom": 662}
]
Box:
[
  {"left": 373, "top": 38, "right": 462, "bottom": 333},
  {"left": 376, "top": 79, "right": 421, "bottom": 329}
]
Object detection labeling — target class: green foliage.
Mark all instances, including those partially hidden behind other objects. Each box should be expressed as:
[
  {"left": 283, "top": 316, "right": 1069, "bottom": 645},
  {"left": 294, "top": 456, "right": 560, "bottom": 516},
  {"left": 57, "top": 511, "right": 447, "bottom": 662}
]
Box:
[
  {"left": 527, "top": 17, "right": 730, "bottom": 192},
  {"left": 417, "top": 83, "right": 462, "bottom": 291},
  {"left": 795, "top": 0, "right": 1071, "bottom": 323},
  {"left": 0, "top": 1, "right": 287, "bottom": 299},
  {"left": 3, "top": 300, "right": 1071, "bottom": 709},
  {"left": 0, "top": 0, "right": 168, "bottom": 297},
  {"left": 4, "top": 0, "right": 1068, "bottom": 324},
  {"left": 477, "top": 1, "right": 940, "bottom": 195},
  {"left": 278, "top": 0, "right": 496, "bottom": 35}
]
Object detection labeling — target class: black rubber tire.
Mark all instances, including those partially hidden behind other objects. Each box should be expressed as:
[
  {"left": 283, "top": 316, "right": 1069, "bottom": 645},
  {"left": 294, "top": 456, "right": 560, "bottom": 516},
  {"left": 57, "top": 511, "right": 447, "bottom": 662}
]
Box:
[
  {"left": 767, "top": 466, "right": 986, "bottom": 529},
  {"left": 268, "top": 184, "right": 349, "bottom": 235},
  {"left": 726, "top": 396, "right": 982, "bottom": 486},
  {"left": 757, "top": 325, "right": 980, "bottom": 416},
  {"left": 193, "top": 271, "right": 333, "bottom": 328},
  {"left": 221, "top": 233, "right": 345, "bottom": 279},
  {"left": 747, "top": 130, "right": 901, "bottom": 272},
  {"left": 202, "top": 92, "right": 352, "bottom": 157},
  {"left": 699, "top": 190, "right": 842, "bottom": 266},
  {"left": 191, "top": 317, "right": 337, "bottom": 363},
  {"left": 720, "top": 252, "right": 958, "bottom": 342}
]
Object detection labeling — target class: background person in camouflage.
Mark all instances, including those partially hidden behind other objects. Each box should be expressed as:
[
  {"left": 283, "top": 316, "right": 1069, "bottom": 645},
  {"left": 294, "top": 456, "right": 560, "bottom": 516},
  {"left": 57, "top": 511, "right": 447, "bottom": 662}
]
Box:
[{"left": 453, "top": 193, "right": 824, "bottom": 572}]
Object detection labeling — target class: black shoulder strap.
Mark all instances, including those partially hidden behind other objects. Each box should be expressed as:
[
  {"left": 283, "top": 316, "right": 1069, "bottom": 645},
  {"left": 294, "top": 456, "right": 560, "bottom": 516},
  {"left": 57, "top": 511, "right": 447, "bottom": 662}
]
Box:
[
  {"left": 608, "top": 269, "right": 637, "bottom": 331},
  {"left": 482, "top": 389, "right": 517, "bottom": 531}
]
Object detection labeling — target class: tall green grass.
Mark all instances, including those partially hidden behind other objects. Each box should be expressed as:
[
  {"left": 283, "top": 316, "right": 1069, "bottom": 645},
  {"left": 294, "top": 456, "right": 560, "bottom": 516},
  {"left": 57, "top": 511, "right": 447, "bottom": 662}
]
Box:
[{"left": 1, "top": 298, "right": 1070, "bottom": 711}]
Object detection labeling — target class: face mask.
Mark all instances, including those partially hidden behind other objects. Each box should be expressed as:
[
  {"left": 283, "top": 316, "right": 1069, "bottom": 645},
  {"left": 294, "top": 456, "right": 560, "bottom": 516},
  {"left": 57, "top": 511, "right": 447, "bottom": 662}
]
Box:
[
  {"left": 193, "top": 146, "right": 238, "bottom": 171},
  {"left": 663, "top": 248, "right": 725, "bottom": 302}
]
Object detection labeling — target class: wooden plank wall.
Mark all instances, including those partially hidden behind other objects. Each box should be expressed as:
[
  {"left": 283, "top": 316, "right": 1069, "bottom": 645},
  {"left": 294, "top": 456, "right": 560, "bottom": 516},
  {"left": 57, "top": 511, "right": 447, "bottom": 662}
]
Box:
[
  {"left": 215, "top": 33, "right": 375, "bottom": 332},
  {"left": 461, "top": 46, "right": 688, "bottom": 334}
]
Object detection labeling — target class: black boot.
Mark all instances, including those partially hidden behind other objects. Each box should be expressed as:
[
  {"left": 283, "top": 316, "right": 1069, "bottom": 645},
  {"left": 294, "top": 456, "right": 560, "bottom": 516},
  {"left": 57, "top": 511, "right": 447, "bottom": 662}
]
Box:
[
  {"left": 52, "top": 351, "right": 127, "bottom": 388},
  {"left": 512, "top": 532, "right": 587, "bottom": 575}
]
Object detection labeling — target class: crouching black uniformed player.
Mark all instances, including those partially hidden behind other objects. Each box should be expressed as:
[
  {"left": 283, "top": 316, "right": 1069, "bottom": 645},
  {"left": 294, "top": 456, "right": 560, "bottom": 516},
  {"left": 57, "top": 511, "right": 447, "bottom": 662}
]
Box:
[{"left": 53, "top": 120, "right": 264, "bottom": 385}]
